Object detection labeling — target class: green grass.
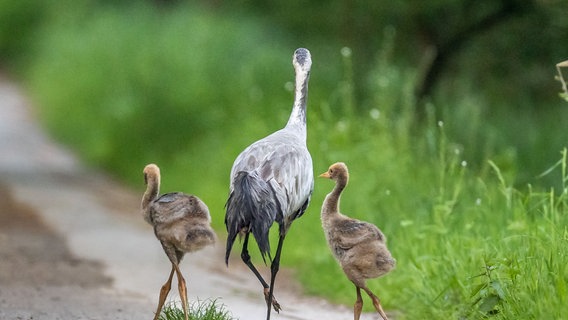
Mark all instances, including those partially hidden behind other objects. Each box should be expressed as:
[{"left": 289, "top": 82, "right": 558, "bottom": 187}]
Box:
[
  {"left": 157, "top": 300, "right": 234, "bottom": 320},
  {"left": 16, "top": 2, "right": 568, "bottom": 319}
]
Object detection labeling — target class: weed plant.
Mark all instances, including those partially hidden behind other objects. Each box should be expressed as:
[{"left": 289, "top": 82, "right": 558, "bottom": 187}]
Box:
[
  {"left": 21, "top": 2, "right": 568, "bottom": 319},
  {"left": 157, "top": 300, "right": 234, "bottom": 320}
]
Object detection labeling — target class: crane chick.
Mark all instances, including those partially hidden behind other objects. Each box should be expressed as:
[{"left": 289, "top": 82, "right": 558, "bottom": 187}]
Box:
[
  {"left": 142, "top": 163, "right": 216, "bottom": 320},
  {"left": 320, "top": 162, "right": 395, "bottom": 320}
]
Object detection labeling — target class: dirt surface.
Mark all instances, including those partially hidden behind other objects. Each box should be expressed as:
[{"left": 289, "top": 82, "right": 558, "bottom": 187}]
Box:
[
  {"left": 0, "top": 74, "right": 381, "bottom": 320},
  {"left": 0, "top": 184, "right": 111, "bottom": 287},
  {"left": 0, "top": 184, "right": 130, "bottom": 320}
]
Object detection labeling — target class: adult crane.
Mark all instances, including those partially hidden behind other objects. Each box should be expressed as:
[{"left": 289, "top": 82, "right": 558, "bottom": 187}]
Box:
[{"left": 225, "top": 48, "right": 314, "bottom": 320}]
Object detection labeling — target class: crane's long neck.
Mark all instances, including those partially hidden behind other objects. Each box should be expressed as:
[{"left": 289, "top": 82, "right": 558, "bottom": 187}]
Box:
[
  {"left": 141, "top": 174, "right": 160, "bottom": 211},
  {"left": 286, "top": 67, "right": 310, "bottom": 130},
  {"left": 321, "top": 176, "right": 348, "bottom": 217}
]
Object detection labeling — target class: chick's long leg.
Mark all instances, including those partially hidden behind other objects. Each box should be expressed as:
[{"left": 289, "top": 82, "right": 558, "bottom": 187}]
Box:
[
  {"left": 153, "top": 265, "right": 175, "bottom": 320},
  {"left": 161, "top": 242, "right": 189, "bottom": 320},
  {"left": 174, "top": 263, "right": 189, "bottom": 320},
  {"left": 362, "top": 285, "right": 389, "bottom": 320},
  {"left": 354, "top": 286, "right": 363, "bottom": 320}
]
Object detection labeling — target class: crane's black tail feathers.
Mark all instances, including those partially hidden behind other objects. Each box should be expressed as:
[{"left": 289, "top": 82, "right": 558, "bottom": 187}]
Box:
[{"left": 225, "top": 171, "right": 279, "bottom": 266}]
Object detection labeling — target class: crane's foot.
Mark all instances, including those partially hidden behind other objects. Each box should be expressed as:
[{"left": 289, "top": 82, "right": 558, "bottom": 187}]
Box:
[{"left": 263, "top": 287, "right": 282, "bottom": 313}]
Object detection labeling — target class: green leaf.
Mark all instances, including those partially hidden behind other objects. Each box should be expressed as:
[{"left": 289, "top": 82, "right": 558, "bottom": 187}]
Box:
[{"left": 478, "top": 294, "right": 500, "bottom": 314}]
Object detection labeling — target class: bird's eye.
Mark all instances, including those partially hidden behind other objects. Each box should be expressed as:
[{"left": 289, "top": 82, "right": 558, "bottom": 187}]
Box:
[{"left": 329, "top": 169, "right": 333, "bottom": 174}]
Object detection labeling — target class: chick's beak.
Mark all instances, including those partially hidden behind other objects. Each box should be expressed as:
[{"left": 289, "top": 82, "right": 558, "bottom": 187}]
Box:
[{"left": 319, "top": 171, "right": 331, "bottom": 179}]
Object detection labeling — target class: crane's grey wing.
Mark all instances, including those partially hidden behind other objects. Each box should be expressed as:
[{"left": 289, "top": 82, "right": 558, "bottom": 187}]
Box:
[
  {"left": 261, "top": 142, "right": 313, "bottom": 223},
  {"left": 230, "top": 138, "right": 276, "bottom": 181},
  {"left": 332, "top": 218, "right": 385, "bottom": 250},
  {"left": 229, "top": 129, "right": 313, "bottom": 225},
  {"left": 230, "top": 128, "right": 314, "bottom": 233}
]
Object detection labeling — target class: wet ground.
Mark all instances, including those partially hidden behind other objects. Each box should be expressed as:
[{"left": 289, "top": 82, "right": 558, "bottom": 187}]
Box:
[{"left": 0, "top": 74, "right": 380, "bottom": 319}]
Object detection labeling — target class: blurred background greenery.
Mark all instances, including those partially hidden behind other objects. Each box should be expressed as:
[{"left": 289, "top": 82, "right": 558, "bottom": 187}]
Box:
[{"left": 1, "top": 0, "right": 567, "bottom": 318}]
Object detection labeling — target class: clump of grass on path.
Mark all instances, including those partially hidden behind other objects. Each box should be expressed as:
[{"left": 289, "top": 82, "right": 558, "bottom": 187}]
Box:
[{"left": 157, "top": 299, "right": 235, "bottom": 320}]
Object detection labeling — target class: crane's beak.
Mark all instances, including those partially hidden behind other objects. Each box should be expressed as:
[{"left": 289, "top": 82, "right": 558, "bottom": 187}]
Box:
[{"left": 319, "top": 171, "right": 331, "bottom": 179}]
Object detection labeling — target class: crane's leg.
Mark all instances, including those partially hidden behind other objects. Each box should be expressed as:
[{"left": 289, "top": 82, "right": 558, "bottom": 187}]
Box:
[
  {"left": 153, "top": 265, "right": 175, "bottom": 320},
  {"left": 362, "top": 285, "right": 389, "bottom": 320},
  {"left": 240, "top": 233, "right": 281, "bottom": 315},
  {"left": 174, "top": 263, "right": 189, "bottom": 320},
  {"left": 354, "top": 286, "right": 363, "bottom": 320},
  {"left": 266, "top": 234, "right": 286, "bottom": 320}
]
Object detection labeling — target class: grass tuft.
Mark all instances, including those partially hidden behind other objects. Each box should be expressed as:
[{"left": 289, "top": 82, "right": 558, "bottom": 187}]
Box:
[{"left": 157, "top": 299, "right": 235, "bottom": 320}]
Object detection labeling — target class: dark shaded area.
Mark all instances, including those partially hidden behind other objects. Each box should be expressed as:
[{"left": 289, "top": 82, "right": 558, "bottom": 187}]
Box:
[{"left": 414, "top": 0, "right": 530, "bottom": 102}]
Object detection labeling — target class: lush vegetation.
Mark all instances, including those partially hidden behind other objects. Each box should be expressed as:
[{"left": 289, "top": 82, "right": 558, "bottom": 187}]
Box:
[{"left": 1, "top": 0, "right": 567, "bottom": 319}]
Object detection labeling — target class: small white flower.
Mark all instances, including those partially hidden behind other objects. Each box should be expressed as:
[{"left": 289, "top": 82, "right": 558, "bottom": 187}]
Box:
[
  {"left": 369, "top": 108, "right": 380, "bottom": 120},
  {"left": 341, "top": 47, "right": 352, "bottom": 58},
  {"left": 336, "top": 120, "right": 347, "bottom": 132},
  {"left": 461, "top": 160, "right": 467, "bottom": 167},
  {"left": 400, "top": 220, "right": 413, "bottom": 227},
  {"left": 284, "top": 81, "right": 294, "bottom": 92},
  {"left": 476, "top": 198, "right": 482, "bottom": 206},
  {"left": 437, "top": 120, "right": 444, "bottom": 127}
]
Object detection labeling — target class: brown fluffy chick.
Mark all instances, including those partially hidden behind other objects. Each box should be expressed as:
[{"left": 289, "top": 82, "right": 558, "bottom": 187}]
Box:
[
  {"left": 142, "top": 163, "right": 216, "bottom": 320},
  {"left": 319, "top": 162, "right": 395, "bottom": 320}
]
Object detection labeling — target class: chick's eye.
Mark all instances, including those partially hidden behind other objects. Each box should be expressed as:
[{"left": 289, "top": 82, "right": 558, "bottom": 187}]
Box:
[{"left": 329, "top": 169, "right": 333, "bottom": 173}]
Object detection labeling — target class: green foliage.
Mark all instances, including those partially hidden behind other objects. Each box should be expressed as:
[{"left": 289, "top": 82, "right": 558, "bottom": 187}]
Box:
[
  {"left": 158, "top": 300, "right": 234, "bottom": 320},
  {"left": 0, "top": 0, "right": 49, "bottom": 66}
]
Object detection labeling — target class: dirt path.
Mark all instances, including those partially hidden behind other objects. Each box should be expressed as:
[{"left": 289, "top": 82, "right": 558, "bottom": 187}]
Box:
[{"left": 0, "top": 75, "right": 373, "bottom": 319}]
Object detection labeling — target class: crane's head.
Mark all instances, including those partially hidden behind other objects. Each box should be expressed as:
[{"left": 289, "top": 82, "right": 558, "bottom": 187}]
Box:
[
  {"left": 143, "top": 163, "right": 160, "bottom": 185},
  {"left": 319, "top": 162, "right": 349, "bottom": 181},
  {"left": 293, "top": 48, "right": 312, "bottom": 73}
]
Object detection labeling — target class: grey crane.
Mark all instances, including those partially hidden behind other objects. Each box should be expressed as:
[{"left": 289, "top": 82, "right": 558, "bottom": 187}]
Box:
[
  {"left": 142, "top": 164, "right": 216, "bottom": 320},
  {"left": 319, "top": 162, "right": 395, "bottom": 320},
  {"left": 225, "top": 48, "right": 314, "bottom": 320}
]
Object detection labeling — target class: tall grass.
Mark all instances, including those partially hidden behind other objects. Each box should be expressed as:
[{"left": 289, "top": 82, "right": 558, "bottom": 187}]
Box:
[{"left": 21, "top": 2, "right": 568, "bottom": 319}]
